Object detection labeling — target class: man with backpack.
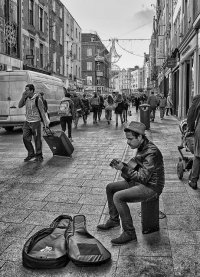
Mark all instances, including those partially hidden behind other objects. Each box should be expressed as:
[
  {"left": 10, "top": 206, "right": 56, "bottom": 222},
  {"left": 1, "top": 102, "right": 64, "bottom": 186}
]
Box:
[
  {"left": 58, "top": 88, "right": 75, "bottom": 142},
  {"left": 18, "top": 84, "right": 49, "bottom": 162},
  {"left": 147, "top": 91, "right": 158, "bottom": 122},
  {"left": 90, "top": 91, "right": 100, "bottom": 124}
]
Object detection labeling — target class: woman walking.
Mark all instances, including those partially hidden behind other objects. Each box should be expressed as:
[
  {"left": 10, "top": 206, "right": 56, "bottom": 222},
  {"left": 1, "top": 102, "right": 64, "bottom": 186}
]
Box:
[
  {"left": 122, "top": 94, "right": 129, "bottom": 123},
  {"left": 166, "top": 93, "right": 173, "bottom": 116},
  {"left": 82, "top": 93, "right": 90, "bottom": 124},
  {"left": 114, "top": 94, "right": 124, "bottom": 127},
  {"left": 90, "top": 91, "right": 100, "bottom": 124},
  {"left": 104, "top": 94, "right": 114, "bottom": 125}
]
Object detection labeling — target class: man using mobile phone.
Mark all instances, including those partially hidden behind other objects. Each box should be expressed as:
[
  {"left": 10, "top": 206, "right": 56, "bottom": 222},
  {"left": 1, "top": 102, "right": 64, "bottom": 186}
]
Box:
[
  {"left": 97, "top": 121, "right": 165, "bottom": 245},
  {"left": 18, "top": 84, "right": 49, "bottom": 162}
]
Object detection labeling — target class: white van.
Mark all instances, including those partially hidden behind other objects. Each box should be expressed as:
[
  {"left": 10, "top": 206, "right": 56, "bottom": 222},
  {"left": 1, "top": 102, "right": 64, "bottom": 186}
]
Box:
[{"left": 0, "top": 70, "right": 66, "bottom": 131}]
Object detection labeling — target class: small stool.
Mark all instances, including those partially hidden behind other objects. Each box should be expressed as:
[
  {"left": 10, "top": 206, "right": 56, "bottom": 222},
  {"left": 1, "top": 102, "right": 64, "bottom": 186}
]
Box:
[{"left": 141, "top": 196, "right": 159, "bottom": 234}]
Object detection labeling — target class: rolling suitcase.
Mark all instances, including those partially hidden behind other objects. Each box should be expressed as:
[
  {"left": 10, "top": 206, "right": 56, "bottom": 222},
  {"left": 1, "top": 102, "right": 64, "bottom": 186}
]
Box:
[{"left": 43, "top": 128, "right": 74, "bottom": 157}]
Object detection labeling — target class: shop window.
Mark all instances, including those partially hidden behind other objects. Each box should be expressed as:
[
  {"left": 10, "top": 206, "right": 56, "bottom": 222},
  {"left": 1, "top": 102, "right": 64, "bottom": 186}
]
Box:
[{"left": 86, "top": 76, "right": 92, "bottom": 85}]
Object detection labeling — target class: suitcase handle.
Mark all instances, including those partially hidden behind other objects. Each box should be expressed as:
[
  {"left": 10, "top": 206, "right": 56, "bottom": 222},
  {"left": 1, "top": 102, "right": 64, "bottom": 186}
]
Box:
[{"left": 43, "top": 127, "right": 54, "bottom": 136}]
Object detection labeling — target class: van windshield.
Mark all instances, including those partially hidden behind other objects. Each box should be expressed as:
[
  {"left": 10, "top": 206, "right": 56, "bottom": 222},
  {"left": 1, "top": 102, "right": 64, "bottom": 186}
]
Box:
[{"left": 0, "top": 80, "right": 27, "bottom": 101}]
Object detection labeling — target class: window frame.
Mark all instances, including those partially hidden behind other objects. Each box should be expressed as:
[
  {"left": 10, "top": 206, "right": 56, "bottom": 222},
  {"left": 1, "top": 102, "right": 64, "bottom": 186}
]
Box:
[
  {"left": 29, "top": 0, "right": 34, "bottom": 26},
  {"left": 39, "top": 5, "right": 44, "bottom": 32}
]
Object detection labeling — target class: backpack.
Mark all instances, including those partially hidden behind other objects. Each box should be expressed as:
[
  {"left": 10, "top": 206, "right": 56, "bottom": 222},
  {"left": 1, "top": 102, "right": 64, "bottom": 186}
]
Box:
[
  {"left": 58, "top": 100, "right": 71, "bottom": 116},
  {"left": 90, "top": 97, "right": 100, "bottom": 106}
]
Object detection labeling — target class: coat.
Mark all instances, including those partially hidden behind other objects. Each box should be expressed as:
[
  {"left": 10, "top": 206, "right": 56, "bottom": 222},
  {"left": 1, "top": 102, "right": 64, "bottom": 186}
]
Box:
[
  {"left": 121, "top": 137, "right": 165, "bottom": 195},
  {"left": 187, "top": 95, "right": 200, "bottom": 157},
  {"left": 159, "top": 97, "right": 167, "bottom": 108},
  {"left": 166, "top": 95, "right": 173, "bottom": 108}
]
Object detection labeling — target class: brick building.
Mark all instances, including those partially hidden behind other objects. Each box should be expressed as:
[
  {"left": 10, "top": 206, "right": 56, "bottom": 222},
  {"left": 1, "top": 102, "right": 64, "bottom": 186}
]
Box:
[{"left": 81, "top": 33, "right": 110, "bottom": 94}]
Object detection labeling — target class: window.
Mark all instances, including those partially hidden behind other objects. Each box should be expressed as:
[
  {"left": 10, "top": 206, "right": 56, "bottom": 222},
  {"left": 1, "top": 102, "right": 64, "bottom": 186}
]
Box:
[
  {"left": 53, "top": 52, "right": 56, "bottom": 72},
  {"left": 60, "top": 7, "right": 62, "bottom": 18},
  {"left": 60, "top": 56, "right": 63, "bottom": 74},
  {"left": 97, "top": 77, "right": 101, "bottom": 85},
  {"left": 52, "top": 0, "right": 56, "bottom": 12},
  {"left": 96, "top": 62, "right": 100, "bottom": 71},
  {"left": 53, "top": 23, "right": 56, "bottom": 40},
  {"left": 76, "top": 28, "right": 77, "bottom": 38},
  {"left": 39, "top": 43, "right": 44, "bottom": 68},
  {"left": 29, "top": 0, "right": 34, "bottom": 26},
  {"left": 30, "top": 38, "right": 35, "bottom": 66},
  {"left": 87, "top": 48, "right": 92, "bottom": 56},
  {"left": 86, "top": 76, "right": 92, "bottom": 85},
  {"left": 60, "top": 28, "right": 62, "bottom": 44},
  {"left": 66, "top": 24, "right": 69, "bottom": 35},
  {"left": 39, "top": 6, "right": 44, "bottom": 32},
  {"left": 87, "top": 62, "right": 92, "bottom": 71}
]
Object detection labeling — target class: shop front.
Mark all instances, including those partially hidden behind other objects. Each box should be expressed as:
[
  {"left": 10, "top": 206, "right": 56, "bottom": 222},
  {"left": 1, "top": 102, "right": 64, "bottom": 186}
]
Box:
[{"left": 179, "top": 32, "right": 198, "bottom": 118}]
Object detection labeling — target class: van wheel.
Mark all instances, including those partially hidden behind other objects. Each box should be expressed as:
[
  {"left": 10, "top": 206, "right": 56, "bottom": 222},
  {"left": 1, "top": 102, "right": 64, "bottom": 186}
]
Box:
[{"left": 4, "top": 126, "right": 14, "bottom": 132}]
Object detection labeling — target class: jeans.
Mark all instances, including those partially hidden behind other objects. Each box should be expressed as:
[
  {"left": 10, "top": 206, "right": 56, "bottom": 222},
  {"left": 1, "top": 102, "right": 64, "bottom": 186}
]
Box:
[
  {"left": 190, "top": 156, "right": 200, "bottom": 183},
  {"left": 106, "top": 180, "right": 157, "bottom": 234},
  {"left": 123, "top": 109, "right": 128, "bottom": 122},
  {"left": 160, "top": 107, "right": 165, "bottom": 118},
  {"left": 60, "top": 116, "right": 73, "bottom": 138},
  {"left": 105, "top": 109, "right": 112, "bottom": 121},
  {"left": 92, "top": 105, "right": 99, "bottom": 123},
  {"left": 22, "top": 121, "right": 42, "bottom": 157}
]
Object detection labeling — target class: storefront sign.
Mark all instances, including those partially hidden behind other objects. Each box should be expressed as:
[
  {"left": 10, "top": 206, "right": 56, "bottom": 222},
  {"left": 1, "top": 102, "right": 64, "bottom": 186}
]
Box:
[
  {"left": 96, "top": 71, "right": 103, "bottom": 77},
  {"left": 157, "top": 36, "right": 165, "bottom": 57}
]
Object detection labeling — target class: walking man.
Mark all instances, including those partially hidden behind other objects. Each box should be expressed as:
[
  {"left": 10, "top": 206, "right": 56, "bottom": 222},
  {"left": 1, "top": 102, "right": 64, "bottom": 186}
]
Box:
[
  {"left": 58, "top": 88, "right": 74, "bottom": 142},
  {"left": 97, "top": 121, "right": 165, "bottom": 245},
  {"left": 147, "top": 91, "right": 158, "bottom": 122},
  {"left": 18, "top": 84, "right": 49, "bottom": 162}
]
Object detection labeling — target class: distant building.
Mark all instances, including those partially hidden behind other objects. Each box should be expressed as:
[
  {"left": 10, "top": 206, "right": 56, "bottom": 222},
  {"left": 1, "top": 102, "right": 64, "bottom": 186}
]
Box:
[{"left": 81, "top": 32, "right": 110, "bottom": 94}]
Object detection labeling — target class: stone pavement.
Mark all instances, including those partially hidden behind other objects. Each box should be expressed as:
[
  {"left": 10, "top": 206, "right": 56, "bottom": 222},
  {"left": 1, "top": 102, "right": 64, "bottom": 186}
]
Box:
[{"left": 0, "top": 108, "right": 199, "bottom": 277}]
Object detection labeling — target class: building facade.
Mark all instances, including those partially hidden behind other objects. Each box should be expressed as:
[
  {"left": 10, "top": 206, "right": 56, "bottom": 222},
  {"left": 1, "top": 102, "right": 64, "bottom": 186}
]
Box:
[
  {"left": 151, "top": 0, "right": 200, "bottom": 118},
  {"left": 0, "top": 0, "right": 82, "bottom": 89},
  {"left": 0, "top": 0, "right": 22, "bottom": 70},
  {"left": 81, "top": 33, "right": 110, "bottom": 94}
]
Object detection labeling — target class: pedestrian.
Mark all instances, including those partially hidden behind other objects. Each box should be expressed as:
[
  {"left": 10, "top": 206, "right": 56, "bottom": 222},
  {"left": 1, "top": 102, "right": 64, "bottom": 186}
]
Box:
[
  {"left": 58, "top": 88, "right": 74, "bottom": 142},
  {"left": 122, "top": 94, "right": 129, "bottom": 123},
  {"left": 97, "top": 121, "right": 165, "bottom": 245},
  {"left": 18, "top": 84, "right": 49, "bottom": 162},
  {"left": 114, "top": 94, "right": 124, "bottom": 127},
  {"left": 90, "top": 91, "right": 100, "bottom": 124},
  {"left": 166, "top": 93, "right": 173, "bottom": 116},
  {"left": 98, "top": 93, "right": 104, "bottom": 121},
  {"left": 158, "top": 93, "right": 167, "bottom": 120},
  {"left": 187, "top": 95, "right": 200, "bottom": 190},
  {"left": 82, "top": 93, "right": 90, "bottom": 124},
  {"left": 71, "top": 91, "right": 83, "bottom": 128},
  {"left": 134, "top": 96, "right": 140, "bottom": 113},
  {"left": 104, "top": 94, "right": 114, "bottom": 125},
  {"left": 147, "top": 91, "right": 158, "bottom": 122}
]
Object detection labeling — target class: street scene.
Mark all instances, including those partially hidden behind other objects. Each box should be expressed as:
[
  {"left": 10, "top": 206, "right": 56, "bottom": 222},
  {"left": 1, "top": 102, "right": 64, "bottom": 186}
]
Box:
[
  {"left": 1, "top": 0, "right": 200, "bottom": 276},
  {"left": 0, "top": 109, "right": 199, "bottom": 276}
]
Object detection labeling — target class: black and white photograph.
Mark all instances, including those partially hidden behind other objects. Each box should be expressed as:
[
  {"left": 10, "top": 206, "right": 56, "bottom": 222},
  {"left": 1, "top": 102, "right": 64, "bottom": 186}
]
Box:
[{"left": 0, "top": 0, "right": 200, "bottom": 276}]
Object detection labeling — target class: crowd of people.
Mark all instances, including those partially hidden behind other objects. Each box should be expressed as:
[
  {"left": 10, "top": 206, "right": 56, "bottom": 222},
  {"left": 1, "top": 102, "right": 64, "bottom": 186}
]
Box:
[{"left": 18, "top": 84, "right": 175, "bottom": 162}]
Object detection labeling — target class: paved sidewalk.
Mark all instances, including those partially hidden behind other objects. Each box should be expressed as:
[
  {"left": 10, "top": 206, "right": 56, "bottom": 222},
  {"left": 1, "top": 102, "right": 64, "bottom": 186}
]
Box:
[{"left": 0, "top": 108, "right": 199, "bottom": 276}]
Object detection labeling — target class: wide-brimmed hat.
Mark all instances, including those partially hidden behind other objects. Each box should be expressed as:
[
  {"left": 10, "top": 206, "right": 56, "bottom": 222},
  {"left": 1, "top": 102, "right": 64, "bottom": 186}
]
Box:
[{"left": 124, "top": 121, "right": 146, "bottom": 135}]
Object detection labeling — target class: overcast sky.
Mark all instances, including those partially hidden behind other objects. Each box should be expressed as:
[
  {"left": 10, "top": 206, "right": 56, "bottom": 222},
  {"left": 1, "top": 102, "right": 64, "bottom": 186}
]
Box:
[{"left": 60, "top": 0, "right": 156, "bottom": 69}]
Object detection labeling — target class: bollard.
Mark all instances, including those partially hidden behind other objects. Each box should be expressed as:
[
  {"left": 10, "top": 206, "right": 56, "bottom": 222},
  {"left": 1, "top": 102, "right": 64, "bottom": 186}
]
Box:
[{"left": 139, "top": 104, "right": 150, "bottom": 130}]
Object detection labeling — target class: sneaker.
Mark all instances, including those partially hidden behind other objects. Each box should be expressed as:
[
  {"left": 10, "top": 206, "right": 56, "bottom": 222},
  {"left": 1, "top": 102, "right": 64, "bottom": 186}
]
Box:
[
  {"left": 188, "top": 180, "right": 197, "bottom": 190},
  {"left": 33, "top": 156, "right": 43, "bottom": 162},
  {"left": 97, "top": 219, "right": 120, "bottom": 231},
  {"left": 24, "top": 155, "right": 35, "bottom": 162},
  {"left": 111, "top": 231, "right": 137, "bottom": 245}
]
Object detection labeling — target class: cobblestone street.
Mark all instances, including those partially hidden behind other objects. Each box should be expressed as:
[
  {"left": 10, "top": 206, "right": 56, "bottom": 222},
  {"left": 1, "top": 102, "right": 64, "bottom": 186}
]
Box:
[{"left": 0, "top": 108, "right": 199, "bottom": 276}]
